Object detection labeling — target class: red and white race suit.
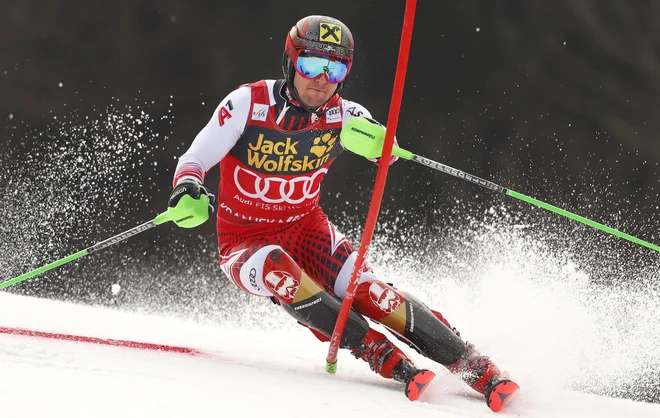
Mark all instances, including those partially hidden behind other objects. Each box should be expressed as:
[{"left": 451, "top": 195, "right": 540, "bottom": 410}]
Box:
[
  {"left": 174, "top": 79, "right": 394, "bottom": 299},
  {"left": 174, "top": 81, "right": 505, "bottom": 392}
]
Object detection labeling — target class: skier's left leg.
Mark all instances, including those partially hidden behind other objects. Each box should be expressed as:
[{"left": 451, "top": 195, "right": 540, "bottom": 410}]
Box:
[
  {"left": 351, "top": 281, "right": 502, "bottom": 390},
  {"left": 337, "top": 258, "right": 514, "bottom": 407},
  {"left": 284, "top": 209, "right": 517, "bottom": 409},
  {"left": 348, "top": 278, "right": 518, "bottom": 411}
]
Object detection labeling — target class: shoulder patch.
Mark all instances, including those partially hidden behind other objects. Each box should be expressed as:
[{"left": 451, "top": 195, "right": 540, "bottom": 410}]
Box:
[{"left": 251, "top": 103, "right": 269, "bottom": 121}]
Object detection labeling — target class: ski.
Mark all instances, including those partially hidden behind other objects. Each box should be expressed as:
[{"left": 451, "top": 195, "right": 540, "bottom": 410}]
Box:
[
  {"left": 485, "top": 378, "right": 520, "bottom": 412},
  {"left": 404, "top": 369, "right": 436, "bottom": 401}
]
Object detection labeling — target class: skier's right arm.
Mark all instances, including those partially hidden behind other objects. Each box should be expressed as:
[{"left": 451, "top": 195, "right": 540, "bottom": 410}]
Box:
[
  {"left": 173, "top": 86, "right": 251, "bottom": 185},
  {"left": 168, "top": 86, "right": 251, "bottom": 227}
]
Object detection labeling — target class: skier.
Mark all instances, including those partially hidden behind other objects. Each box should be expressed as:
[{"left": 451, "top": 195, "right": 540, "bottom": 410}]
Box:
[{"left": 167, "top": 15, "right": 518, "bottom": 412}]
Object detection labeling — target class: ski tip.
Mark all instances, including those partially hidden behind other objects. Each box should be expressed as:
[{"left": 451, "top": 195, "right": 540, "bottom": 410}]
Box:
[
  {"left": 405, "top": 369, "right": 436, "bottom": 401},
  {"left": 486, "top": 379, "right": 520, "bottom": 412}
]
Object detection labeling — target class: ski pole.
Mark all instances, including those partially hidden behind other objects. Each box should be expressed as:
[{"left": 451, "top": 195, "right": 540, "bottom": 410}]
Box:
[
  {"left": 0, "top": 211, "right": 173, "bottom": 290},
  {"left": 340, "top": 116, "right": 660, "bottom": 252}
]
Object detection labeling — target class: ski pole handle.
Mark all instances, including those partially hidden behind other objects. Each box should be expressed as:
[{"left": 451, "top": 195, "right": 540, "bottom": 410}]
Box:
[{"left": 0, "top": 211, "right": 172, "bottom": 290}]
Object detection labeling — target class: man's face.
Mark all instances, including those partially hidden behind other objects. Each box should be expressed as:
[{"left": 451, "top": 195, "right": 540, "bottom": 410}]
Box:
[{"left": 293, "top": 72, "right": 338, "bottom": 108}]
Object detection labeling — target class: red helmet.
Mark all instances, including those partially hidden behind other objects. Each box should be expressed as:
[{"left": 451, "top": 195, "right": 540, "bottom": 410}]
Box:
[
  {"left": 284, "top": 15, "right": 354, "bottom": 73},
  {"left": 282, "top": 15, "right": 354, "bottom": 109}
]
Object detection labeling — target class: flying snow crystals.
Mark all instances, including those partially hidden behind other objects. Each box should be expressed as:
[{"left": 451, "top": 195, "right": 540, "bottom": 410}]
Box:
[{"left": 111, "top": 283, "right": 121, "bottom": 295}]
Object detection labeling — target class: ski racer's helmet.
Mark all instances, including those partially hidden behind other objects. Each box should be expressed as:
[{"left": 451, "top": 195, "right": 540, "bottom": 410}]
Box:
[{"left": 282, "top": 15, "right": 354, "bottom": 111}]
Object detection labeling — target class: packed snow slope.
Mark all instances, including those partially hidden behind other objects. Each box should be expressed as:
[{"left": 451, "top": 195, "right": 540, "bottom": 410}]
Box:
[
  {"left": 3, "top": 95, "right": 660, "bottom": 417},
  {"left": 1, "top": 292, "right": 658, "bottom": 418}
]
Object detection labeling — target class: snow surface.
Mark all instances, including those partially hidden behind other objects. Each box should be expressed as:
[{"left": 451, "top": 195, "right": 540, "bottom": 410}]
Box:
[
  {"left": 3, "top": 96, "right": 660, "bottom": 417},
  {"left": 1, "top": 292, "right": 659, "bottom": 418}
]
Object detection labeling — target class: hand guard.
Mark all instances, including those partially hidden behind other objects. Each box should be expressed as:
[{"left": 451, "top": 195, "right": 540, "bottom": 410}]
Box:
[
  {"left": 362, "top": 118, "right": 399, "bottom": 166},
  {"left": 167, "top": 180, "right": 216, "bottom": 228},
  {"left": 340, "top": 116, "right": 399, "bottom": 165}
]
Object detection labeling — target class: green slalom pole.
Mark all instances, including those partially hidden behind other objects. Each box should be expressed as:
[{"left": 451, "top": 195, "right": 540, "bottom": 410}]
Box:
[
  {"left": 340, "top": 116, "right": 660, "bottom": 252},
  {"left": 0, "top": 211, "right": 173, "bottom": 290}
]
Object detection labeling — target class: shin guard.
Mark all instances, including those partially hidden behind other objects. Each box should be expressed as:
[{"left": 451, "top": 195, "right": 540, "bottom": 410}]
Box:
[
  {"left": 353, "top": 281, "right": 465, "bottom": 366},
  {"left": 263, "top": 247, "right": 369, "bottom": 350},
  {"left": 353, "top": 280, "right": 507, "bottom": 396}
]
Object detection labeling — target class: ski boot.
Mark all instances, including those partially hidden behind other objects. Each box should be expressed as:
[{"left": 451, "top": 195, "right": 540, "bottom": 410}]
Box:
[
  {"left": 352, "top": 329, "right": 435, "bottom": 401},
  {"left": 447, "top": 343, "right": 519, "bottom": 412}
]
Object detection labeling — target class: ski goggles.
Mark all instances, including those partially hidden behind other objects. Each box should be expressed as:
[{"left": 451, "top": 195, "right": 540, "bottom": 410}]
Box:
[{"left": 294, "top": 50, "right": 350, "bottom": 84}]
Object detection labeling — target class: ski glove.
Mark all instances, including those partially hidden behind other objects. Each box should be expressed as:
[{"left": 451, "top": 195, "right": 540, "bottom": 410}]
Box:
[{"left": 167, "top": 180, "right": 216, "bottom": 228}]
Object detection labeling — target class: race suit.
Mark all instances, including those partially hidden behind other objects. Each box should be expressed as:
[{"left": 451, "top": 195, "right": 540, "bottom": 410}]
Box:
[
  {"left": 173, "top": 79, "right": 470, "bottom": 381},
  {"left": 173, "top": 79, "right": 381, "bottom": 299}
]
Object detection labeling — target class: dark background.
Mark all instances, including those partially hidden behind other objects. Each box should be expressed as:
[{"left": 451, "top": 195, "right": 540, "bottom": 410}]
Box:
[
  {"left": 2, "top": 0, "right": 660, "bottom": 307},
  {"left": 1, "top": 0, "right": 660, "bottom": 403}
]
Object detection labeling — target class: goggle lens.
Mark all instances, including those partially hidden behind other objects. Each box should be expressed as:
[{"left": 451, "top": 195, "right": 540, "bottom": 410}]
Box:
[{"left": 295, "top": 51, "right": 349, "bottom": 84}]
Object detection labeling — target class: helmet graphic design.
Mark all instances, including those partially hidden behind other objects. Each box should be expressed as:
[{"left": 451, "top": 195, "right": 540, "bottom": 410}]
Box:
[{"left": 282, "top": 15, "right": 354, "bottom": 111}]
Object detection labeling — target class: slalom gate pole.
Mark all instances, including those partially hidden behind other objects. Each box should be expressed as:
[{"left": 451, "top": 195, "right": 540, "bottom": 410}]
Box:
[
  {"left": 0, "top": 211, "right": 173, "bottom": 290},
  {"left": 325, "top": 0, "right": 418, "bottom": 373}
]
